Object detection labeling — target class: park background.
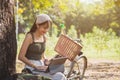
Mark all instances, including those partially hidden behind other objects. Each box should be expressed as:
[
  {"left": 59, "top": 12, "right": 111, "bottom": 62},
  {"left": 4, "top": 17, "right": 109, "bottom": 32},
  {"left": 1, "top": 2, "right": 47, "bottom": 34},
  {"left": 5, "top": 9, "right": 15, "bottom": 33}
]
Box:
[{"left": 15, "top": 0, "right": 120, "bottom": 80}]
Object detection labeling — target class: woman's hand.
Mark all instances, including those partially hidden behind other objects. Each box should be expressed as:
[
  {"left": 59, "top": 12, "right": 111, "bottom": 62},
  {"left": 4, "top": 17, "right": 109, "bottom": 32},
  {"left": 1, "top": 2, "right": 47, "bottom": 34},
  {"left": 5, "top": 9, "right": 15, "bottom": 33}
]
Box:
[
  {"left": 35, "top": 66, "right": 48, "bottom": 71},
  {"left": 44, "top": 59, "right": 50, "bottom": 66}
]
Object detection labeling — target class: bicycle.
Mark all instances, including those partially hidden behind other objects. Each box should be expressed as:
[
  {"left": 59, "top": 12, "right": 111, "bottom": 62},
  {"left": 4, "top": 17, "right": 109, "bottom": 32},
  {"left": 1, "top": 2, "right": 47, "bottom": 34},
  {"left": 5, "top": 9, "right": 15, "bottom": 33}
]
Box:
[{"left": 54, "top": 34, "right": 87, "bottom": 80}]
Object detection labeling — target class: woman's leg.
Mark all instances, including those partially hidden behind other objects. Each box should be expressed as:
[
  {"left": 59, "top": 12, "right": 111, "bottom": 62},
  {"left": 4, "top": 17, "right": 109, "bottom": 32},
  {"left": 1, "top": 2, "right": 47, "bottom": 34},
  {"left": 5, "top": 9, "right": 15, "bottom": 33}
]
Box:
[{"left": 52, "top": 72, "right": 67, "bottom": 80}]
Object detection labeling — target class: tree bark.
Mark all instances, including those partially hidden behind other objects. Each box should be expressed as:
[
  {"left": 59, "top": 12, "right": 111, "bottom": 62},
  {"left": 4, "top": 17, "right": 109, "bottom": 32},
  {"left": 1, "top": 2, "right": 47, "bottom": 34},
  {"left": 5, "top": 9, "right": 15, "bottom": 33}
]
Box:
[{"left": 0, "top": 0, "right": 17, "bottom": 79}]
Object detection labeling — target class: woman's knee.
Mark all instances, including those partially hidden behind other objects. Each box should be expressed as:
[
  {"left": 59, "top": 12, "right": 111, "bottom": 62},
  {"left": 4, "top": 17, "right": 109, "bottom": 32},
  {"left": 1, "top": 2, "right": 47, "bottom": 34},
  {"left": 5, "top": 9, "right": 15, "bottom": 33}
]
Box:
[{"left": 52, "top": 72, "right": 67, "bottom": 80}]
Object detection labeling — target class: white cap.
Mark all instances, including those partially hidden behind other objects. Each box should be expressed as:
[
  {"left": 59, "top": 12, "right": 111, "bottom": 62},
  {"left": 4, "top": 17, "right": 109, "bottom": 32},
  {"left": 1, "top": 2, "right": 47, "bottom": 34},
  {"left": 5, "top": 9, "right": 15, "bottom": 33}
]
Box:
[{"left": 36, "top": 14, "right": 52, "bottom": 24}]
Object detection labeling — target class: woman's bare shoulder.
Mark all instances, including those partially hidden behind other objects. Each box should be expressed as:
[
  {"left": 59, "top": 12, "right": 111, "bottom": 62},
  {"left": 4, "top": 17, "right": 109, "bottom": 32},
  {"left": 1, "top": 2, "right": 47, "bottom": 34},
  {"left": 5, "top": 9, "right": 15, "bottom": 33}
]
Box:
[
  {"left": 24, "top": 33, "right": 33, "bottom": 43},
  {"left": 26, "top": 33, "right": 32, "bottom": 38}
]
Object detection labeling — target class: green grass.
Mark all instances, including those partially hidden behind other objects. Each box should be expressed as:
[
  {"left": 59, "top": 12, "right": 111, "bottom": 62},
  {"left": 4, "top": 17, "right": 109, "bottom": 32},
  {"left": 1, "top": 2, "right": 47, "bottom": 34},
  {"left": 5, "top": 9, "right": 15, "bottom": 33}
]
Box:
[
  {"left": 17, "top": 33, "right": 120, "bottom": 61},
  {"left": 17, "top": 33, "right": 25, "bottom": 55},
  {"left": 84, "top": 52, "right": 120, "bottom": 61}
]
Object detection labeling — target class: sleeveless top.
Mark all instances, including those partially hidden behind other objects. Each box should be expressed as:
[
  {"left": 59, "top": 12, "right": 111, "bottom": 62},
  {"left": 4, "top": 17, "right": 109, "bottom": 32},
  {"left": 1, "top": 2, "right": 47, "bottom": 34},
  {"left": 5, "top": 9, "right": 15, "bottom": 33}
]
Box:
[{"left": 25, "top": 33, "right": 46, "bottom": 60}]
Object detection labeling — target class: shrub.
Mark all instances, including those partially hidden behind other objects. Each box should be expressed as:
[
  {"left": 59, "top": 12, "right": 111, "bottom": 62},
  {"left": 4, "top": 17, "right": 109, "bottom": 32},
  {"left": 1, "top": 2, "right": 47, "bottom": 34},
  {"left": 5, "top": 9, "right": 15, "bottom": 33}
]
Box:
[{"left": 82, "top": 26, "right": 120, "bottom": 59}]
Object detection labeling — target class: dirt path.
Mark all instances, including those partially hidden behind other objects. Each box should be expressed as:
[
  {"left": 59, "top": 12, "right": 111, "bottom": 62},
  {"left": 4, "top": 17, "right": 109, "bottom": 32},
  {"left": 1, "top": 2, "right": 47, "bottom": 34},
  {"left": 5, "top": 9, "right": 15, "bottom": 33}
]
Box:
[
  {"left": 84, "top": 59, "right": 120, "bottom": 80},
  {"left": 16, "top": 59, "right": 120, "bottom": 80}
]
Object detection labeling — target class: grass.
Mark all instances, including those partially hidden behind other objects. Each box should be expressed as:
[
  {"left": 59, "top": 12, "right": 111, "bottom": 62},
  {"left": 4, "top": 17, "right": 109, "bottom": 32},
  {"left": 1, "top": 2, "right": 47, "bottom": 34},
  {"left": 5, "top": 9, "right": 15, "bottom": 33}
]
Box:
[
  {"left": 17, "top": 33, "right": 120, "bottom": 60},
  {"left": 84, "top": 52, "right": 120, "bottom": 61}
]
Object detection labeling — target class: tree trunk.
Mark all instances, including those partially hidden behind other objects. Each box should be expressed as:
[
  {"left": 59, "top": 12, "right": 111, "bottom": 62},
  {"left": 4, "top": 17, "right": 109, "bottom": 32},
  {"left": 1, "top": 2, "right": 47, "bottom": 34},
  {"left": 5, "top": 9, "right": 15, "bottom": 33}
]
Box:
[
  {"left": 0, "top": 0, "right": 17, "bottom": 79},
  {"left": 76, "top": 28, "right": 81, "bottom": 38}
]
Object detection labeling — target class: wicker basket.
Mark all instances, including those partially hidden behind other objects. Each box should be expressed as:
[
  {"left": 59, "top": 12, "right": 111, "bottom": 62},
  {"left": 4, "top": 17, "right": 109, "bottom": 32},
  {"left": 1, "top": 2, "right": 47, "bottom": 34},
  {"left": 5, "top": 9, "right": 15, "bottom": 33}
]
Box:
[{"left": 54, "top": 34, "right": 83, "bottom": 61}]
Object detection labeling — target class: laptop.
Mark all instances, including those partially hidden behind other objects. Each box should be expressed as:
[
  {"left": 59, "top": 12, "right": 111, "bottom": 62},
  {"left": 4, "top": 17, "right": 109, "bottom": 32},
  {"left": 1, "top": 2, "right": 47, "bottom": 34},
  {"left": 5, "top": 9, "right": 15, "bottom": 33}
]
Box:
[
  {"left": 34, "top": 57, "right": 67, "bottom": 72},
  {"left": 45, "top": 57, "right": 67, "bottom": 73},
  {"left": 49, "top": 56, "right": 67, "bottom": 65}
]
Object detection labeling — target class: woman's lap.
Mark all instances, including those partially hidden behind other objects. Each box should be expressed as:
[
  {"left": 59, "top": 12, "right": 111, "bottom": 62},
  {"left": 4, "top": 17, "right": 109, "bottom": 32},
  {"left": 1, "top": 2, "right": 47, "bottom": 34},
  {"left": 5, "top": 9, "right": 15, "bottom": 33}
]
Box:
[{"left": 24, "top": 59, "right": 67, "bottom": 80}]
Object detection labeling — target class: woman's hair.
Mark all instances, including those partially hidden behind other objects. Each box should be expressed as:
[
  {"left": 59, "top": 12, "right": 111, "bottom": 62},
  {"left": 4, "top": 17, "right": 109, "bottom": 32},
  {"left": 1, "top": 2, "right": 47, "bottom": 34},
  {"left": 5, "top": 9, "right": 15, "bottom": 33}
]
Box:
[{"left": 28, "top": 20, "right": 52, "bottom": 33}]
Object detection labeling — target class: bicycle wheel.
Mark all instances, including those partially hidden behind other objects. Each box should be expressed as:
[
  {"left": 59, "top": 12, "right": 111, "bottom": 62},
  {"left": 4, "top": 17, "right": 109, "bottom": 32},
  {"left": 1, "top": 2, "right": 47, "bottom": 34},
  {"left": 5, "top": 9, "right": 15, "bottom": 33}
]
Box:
[{"left": 67, "top": 56, "right": 87, "bottom": 80}]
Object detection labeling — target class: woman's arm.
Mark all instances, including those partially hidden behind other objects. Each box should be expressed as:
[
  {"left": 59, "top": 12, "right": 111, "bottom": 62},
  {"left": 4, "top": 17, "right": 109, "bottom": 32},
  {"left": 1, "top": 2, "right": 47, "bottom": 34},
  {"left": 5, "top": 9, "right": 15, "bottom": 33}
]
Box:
[
  {"left": 41, "top": 53, "right": 50, "bottom": 66},
  {"left": 18, "top": 33, "right": 36, "bottom": 69},
  {"left": 42, "top": 53, "right": 47, "bottom": 60}
]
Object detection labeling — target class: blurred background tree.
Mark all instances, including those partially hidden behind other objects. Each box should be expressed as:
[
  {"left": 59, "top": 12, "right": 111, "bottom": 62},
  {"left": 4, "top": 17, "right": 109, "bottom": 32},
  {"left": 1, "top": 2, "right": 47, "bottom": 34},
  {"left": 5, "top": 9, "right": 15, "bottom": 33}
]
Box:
[
  {"left": 16, "top": 0, "right": 120, "bottom": 37},
  {"left": 16, "top": 0, "right": 120, "bottom": 61}
]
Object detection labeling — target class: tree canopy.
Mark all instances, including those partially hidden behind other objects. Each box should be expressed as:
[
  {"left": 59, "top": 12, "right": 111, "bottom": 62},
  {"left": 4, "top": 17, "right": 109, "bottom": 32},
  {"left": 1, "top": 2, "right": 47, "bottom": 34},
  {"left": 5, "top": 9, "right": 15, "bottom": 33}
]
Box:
[{"left": 16, "top": 0, "right": 120, "bottom": 37}]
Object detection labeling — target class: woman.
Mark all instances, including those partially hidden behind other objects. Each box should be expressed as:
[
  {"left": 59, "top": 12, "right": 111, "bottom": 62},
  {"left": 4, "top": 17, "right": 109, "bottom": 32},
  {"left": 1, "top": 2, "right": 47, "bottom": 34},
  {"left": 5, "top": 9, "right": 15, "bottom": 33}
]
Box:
[{"left": 18, "top": 14, "right": 66, "bottom": 80}]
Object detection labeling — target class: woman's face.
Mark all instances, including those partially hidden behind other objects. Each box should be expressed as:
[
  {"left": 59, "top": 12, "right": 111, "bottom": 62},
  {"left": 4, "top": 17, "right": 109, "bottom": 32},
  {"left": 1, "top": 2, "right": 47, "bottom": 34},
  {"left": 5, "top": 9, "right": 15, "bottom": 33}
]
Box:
[{"left": 36, "top": 21, "right": 50, "bottom": 35}]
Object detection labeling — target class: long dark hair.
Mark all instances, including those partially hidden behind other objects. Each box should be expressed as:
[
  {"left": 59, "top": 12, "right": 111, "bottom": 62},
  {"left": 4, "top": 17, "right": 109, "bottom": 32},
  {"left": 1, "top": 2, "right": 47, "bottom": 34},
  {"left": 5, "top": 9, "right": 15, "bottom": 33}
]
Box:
[
  {"left": 29, "top": 20, "right": 37, "bottom": 33},
  {"left": 29, "top": 20, "right": 52, "bottom": 33}
]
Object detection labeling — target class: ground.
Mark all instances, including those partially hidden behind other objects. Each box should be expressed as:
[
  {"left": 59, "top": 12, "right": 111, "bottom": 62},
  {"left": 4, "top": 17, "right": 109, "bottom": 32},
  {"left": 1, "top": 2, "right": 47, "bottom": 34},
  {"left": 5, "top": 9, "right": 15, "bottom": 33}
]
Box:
[
  {"left": 16, "top": 59, "right": 120, "bottom": 80},
  {"left": 84, "top": 59, "right": 120, "bottom": 80}
]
